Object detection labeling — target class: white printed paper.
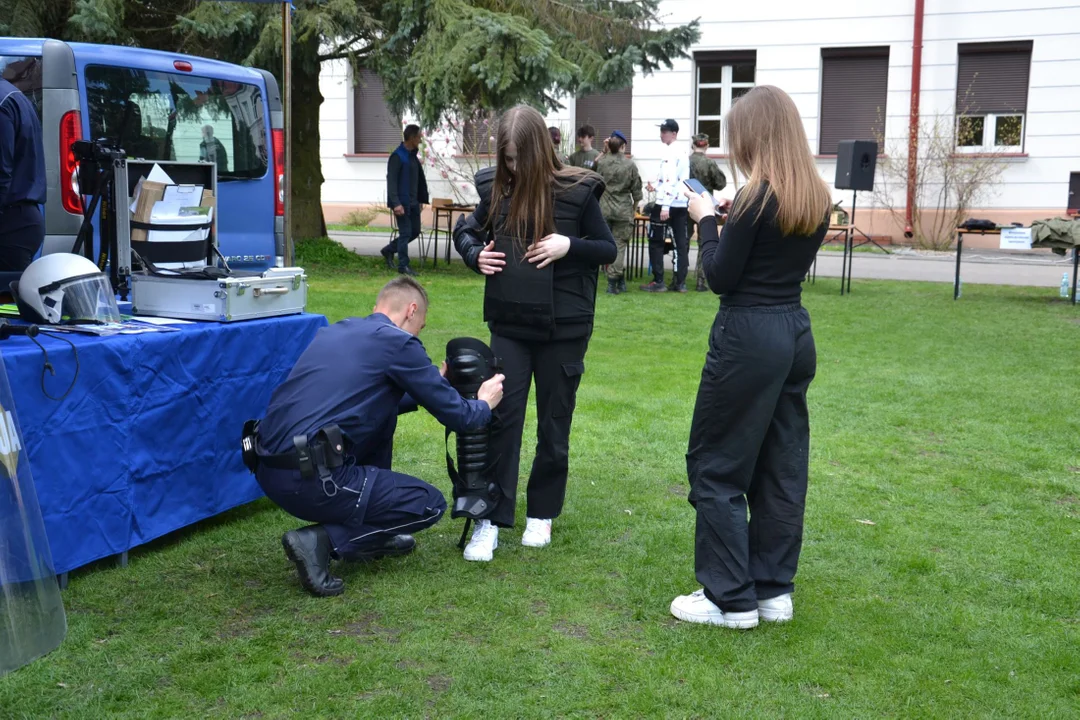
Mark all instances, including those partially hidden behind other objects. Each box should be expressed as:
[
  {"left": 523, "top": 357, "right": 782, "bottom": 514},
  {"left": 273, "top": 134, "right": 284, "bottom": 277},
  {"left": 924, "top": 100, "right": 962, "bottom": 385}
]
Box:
[
  {"left": 163, "top": 185, "right": 204, "bottom": 203},
  {"left": 1000, "top": 227, "right": 1032, "bottom": 250},
  {"left": 146, "top": 164, "right": 176, "bottom": 185}
]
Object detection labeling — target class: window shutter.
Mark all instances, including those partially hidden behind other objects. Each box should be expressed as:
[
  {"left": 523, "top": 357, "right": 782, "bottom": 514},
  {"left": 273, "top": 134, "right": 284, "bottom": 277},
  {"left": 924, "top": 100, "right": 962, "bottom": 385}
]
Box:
[
  {"left": 463, "top": 115, "right": 498, "bottom": 154},
  {"left": 819, "top": 47, "right": 890, "bottom": 155},
  {"left": 956, "top": 41, "right": 1032, "bottom": 115},
  {"left": 694, "top": 50, "right": 757, "bottom": 67},
  {"left": 353, "top": 69, "right": 401, "bottom": 154},
  {"left": 575, "top": 87, "right": 633, "bottom": 151}
]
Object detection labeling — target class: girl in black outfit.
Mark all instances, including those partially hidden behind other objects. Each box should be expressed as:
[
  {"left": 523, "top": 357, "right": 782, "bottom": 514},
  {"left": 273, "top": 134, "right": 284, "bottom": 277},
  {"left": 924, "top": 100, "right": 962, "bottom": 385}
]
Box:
[
  {"left": 453, "top": 105, "right": 616, "bottom": 561},
  {"left": 670, "top": 86, "right": 832, "bottom": 628}
]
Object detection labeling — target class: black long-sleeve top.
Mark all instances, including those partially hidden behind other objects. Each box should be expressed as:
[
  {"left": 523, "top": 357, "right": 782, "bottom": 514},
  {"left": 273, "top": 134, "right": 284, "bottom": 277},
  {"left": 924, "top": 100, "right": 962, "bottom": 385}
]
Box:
[{"left": 698, "top": 188, "right": 828, "bottom": 306}]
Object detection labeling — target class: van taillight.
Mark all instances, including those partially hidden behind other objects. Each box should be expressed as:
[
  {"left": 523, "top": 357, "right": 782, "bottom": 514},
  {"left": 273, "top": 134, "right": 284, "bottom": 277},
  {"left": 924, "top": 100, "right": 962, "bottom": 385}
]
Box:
[
  {"left": 272, "top": 128, "right": 284, "bottom": 216},
  {"left": 60, "top": 110, "right": 83, "bottom": 214}
]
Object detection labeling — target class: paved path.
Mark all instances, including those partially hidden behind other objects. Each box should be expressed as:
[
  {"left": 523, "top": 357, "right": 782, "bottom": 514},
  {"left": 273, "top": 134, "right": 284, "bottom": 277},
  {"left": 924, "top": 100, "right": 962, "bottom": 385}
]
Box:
[{"left": 329, "top": 231, "right": 1077, "bottom": 289}]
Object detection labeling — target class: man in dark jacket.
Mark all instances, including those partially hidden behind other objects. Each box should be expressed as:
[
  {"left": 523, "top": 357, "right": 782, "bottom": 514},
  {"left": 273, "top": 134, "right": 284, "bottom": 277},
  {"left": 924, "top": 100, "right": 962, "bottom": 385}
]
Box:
[
  {"left": 383, "top": 125, "right": 430, "bottom": 276},
  {"left": 0, "top": 78, "right": 46, "bottom": 271},
  {"left": 252, "top": 277, "right": 505, "bottom": 596}
]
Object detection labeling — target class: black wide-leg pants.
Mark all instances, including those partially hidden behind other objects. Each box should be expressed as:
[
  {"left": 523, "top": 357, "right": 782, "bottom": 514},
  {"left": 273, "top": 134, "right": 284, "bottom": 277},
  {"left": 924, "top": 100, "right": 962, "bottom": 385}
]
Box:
[{"left": 686, "top": 303, "right": 816, "bottom": 612}]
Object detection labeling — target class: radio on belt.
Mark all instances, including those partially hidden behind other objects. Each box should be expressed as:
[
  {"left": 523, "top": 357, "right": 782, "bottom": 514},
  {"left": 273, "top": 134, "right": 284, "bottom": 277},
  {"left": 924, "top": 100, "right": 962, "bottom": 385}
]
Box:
[{"left": 131, "top": 267, "right": 308, "bottom": 322}]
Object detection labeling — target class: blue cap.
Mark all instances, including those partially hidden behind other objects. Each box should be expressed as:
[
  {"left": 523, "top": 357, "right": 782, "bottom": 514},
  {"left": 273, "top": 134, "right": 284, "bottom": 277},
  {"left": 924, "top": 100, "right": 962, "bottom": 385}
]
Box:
[{"left": 611, "top": 130, "right": 628, "bottom": 143}]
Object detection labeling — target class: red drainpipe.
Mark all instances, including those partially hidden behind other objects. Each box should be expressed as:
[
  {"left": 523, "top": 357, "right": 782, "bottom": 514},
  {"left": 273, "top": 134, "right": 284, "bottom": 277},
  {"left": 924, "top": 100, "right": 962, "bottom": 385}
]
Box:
[{"left": 905, "top": 0, "right": 925, "bottom": 237}]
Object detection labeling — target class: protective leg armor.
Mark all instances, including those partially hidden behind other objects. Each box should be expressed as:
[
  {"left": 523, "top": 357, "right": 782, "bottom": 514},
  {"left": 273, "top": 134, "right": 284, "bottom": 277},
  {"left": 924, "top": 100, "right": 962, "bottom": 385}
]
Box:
[{"left": 444, "top": 337, "right": 501, "bottom": 521}]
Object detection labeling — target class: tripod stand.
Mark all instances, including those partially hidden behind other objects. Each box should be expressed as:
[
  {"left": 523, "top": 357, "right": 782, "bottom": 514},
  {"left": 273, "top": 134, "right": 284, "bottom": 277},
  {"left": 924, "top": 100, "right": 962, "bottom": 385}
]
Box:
[
  {"left": 839, "top": 187, "right": 891, "bottom": 296},
  {"left": 71, "top": 142, "right": 132, "bottom": 301}
]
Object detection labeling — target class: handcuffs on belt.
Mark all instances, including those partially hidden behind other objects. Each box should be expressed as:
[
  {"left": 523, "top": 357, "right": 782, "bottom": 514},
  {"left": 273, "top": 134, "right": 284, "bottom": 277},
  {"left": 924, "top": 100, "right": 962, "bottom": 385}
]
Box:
[{"left": 242, "top": 420, "right": 346, "bottom": 497}]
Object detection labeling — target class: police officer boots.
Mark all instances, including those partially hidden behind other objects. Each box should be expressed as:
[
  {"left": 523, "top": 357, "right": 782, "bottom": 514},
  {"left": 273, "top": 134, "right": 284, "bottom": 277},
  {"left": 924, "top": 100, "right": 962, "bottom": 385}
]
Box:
[
  {"left": 281, "top": 525, "right": 345, "bottom": 598},
  {"left": 618, "top": 277, "right": 627, "bottom": 294},
  {"left": 606, "top": 278, "right": 619, "bottom": 295}
]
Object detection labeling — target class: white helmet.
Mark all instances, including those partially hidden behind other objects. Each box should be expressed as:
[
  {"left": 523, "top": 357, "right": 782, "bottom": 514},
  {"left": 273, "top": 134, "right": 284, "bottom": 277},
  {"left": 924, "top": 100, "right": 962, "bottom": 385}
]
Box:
[{"left": 12, "top": 253, "right": 121, "bottom": 325}]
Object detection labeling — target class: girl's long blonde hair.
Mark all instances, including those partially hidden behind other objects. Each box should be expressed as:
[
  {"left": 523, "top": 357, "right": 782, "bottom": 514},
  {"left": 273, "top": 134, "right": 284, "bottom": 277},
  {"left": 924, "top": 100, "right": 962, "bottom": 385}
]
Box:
[{"left": 725, "top": 85, "right": 832, "bottom": 236}]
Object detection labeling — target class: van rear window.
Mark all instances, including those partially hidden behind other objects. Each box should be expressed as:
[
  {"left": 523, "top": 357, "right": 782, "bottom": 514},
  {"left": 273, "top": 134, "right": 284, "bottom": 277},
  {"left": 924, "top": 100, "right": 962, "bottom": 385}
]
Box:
[
  {"left": 0, "top": 56, "right": 43, "bottom": 119},
  {"left": 85, "top": 65, "right": 268, "bottom": 181}
]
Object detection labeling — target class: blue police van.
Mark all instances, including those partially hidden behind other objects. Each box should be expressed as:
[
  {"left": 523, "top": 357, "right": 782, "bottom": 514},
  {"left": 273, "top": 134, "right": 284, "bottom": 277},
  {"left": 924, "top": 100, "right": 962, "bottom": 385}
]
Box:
[{"left": 0, "top": 38, "right": 284, "bottom": 271}]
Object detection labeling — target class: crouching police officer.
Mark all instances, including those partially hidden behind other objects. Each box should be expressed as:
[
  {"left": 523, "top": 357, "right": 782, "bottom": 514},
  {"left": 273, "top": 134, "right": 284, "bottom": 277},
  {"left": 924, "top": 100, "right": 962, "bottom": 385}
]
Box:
[{"left": 243, "top": 277, "right": 505, "bottom": 597}]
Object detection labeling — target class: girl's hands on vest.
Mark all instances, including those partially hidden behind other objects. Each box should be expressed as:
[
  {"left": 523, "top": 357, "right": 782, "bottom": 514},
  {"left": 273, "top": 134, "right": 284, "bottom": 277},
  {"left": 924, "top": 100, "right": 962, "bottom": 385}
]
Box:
[
  {"left": 526, "top": 234, "right": 571, "bottom": 269},
  {"left": 477, "top": 240, "right": 506, "bottom": 275}
]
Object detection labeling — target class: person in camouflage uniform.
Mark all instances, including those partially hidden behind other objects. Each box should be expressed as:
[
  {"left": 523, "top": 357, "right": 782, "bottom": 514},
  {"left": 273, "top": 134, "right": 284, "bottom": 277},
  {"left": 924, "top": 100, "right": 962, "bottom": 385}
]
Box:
[
  {"left": 568, "top": 125, "right": 601, "bottom": 170},
  {"left": 595, "top": 131, "right": 642, "bottom": 294},
  {"left": 688, "top": 133, "right": 727, "bottom": 291}
]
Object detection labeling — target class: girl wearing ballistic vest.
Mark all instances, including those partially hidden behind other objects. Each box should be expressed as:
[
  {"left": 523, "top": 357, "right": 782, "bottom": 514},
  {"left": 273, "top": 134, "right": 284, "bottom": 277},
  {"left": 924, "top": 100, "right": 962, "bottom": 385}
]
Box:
[
  {"left": 671, "top": 86, "right": 831, "bottom": 628},
  {"left": 453, "top": 105, "right": 616, "bottom": 561}
]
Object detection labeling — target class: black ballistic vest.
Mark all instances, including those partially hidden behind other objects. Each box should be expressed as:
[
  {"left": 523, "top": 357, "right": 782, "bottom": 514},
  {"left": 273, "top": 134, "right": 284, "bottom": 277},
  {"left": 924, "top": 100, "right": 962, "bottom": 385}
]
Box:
[{"left": 476, "top": 167, "right": 605, "bottom": 341}]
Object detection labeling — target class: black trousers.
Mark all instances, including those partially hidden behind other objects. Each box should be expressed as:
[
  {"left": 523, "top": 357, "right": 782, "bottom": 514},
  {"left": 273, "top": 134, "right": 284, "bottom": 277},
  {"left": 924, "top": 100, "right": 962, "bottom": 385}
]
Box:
[
  {"left": 256, "top": 422, "right": 446, "bottom": 560},
  {"left": 0, "top": 204, "right": 44, "bottom": 272},
  {"left": 486, "top": 332, "right": 590, "bottom": 527},
  {"left": 391, "top": 204, "right": 422, "bottom": 270},
  {"left": 648, "top": 206, "right": 688, "bottom": 286},
  {"left": 686, "top": 304, "right": 816, "bottom": 613}
]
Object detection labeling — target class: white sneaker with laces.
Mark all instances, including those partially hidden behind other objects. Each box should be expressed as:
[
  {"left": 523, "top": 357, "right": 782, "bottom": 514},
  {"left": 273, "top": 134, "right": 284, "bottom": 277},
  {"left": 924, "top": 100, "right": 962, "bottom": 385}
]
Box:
[
  {"left": 463, "top": 520, "right": 498, "bottom": 562},
  {"left": 669, "top": 589, "right": 759, "bottom": 629},
  {"left": 758, "top": 593, "right": 794, "bottom": 622},
  {"left": 521, "top": 517, "right": 553, "bottom": 547}
]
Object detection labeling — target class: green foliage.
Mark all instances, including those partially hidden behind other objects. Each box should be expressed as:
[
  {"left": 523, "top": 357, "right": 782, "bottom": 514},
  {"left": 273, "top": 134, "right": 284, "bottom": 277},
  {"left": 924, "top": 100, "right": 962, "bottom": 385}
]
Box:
[
  {"left": 0, "top": 0, "right": 73, "bottom": 37},
  {"left": 375, "top": 0, "right": 701, "bottom": 125}
]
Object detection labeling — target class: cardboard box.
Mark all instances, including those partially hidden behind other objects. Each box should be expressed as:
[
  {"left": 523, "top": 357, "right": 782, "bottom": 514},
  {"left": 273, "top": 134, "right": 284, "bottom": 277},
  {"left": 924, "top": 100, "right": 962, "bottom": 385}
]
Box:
[{"left": 131, "top": 180, "right": 168, "bottom": 242}]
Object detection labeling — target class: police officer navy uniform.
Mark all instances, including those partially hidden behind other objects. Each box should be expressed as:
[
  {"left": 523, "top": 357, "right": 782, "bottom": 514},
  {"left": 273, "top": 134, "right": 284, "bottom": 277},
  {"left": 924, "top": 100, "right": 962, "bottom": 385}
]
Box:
[
  {"left": 0, "top": 77, "right": 46, "bottom": 272},
  {"left": 246, "top": 277, "right": 504, "bottom": 596}
]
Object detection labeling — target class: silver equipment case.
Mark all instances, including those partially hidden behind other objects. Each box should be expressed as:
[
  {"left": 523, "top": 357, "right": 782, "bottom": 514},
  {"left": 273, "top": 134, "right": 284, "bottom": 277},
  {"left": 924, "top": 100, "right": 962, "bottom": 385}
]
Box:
[{"left": 130, "top": 267, "right": 308, "bottom": 322}]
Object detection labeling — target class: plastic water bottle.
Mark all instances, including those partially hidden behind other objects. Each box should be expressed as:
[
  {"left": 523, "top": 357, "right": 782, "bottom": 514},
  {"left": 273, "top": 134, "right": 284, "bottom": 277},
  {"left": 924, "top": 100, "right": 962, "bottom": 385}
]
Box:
[{"left": 1061, "top": 272, "right": 1071, "bottom": 298}]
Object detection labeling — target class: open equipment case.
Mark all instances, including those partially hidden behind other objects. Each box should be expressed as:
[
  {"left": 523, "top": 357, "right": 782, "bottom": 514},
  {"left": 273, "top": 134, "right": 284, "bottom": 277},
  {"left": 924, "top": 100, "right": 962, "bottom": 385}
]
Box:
[{"left": 80, "top": 154, "right": 307, "bottom": 322}]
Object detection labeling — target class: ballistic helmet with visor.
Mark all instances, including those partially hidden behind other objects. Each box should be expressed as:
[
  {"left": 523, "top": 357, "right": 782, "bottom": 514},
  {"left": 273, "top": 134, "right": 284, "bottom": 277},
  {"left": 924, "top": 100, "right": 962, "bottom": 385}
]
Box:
[{"left": 11, "top": 253, "right": 121, "bottom": 325}]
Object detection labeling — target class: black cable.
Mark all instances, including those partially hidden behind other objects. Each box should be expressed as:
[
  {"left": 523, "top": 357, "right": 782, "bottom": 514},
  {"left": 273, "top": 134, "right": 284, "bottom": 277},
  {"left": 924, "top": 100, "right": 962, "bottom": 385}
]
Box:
[{"left": 31, "top": 331, "right": 79, "bottom": 402}]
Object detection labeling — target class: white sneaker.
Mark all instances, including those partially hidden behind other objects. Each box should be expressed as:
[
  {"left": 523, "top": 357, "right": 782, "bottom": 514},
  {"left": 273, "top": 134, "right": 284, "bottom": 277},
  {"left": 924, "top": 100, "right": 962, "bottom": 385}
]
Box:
[
  {"left": 669, "top": 589, "right": 759, "bottom": 629},
  {"left": 463, "top": 520, "right": 498, "bottom": 562},
  {"left": 758, "top": 594, "right": 794, "bottom": 622},
  {"left": 521, "top": 517, "right": 553, "bottom": 547}
]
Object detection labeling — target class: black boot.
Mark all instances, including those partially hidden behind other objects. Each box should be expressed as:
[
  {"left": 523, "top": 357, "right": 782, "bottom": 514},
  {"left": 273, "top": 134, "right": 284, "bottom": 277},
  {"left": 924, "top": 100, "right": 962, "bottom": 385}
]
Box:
[
  {"left": 696, "top": 274, "right": 707, "bottom": 292},
  {"left": 606, "top": 278, "right": 619, "bottom": 295},
  {"left": 380, "top": 243, "right": 395, "bottom": 270},
  {"left": 399, "top": 265, "right": 419, "bottom": 277},
  {"left": 281, "top": 525, "right": 344, "bottom": 597},
  {"left": 618, "top": 277, "right": 627, "bottom": 294},
  {"left": 349, "top": 534, "right": 416, "bottom": 562}
]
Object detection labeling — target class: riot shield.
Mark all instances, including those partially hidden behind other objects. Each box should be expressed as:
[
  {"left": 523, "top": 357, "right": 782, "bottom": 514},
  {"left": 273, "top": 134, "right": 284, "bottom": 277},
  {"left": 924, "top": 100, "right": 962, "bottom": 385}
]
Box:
[{"left": 0, "top": 344, "right": 66, "bottom": 676}]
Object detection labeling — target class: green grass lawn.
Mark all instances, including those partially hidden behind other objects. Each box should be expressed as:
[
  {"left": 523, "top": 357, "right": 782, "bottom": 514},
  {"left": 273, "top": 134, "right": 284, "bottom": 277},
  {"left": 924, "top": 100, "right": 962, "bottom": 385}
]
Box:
[
  {"left": 326, "top": 224, "right": 395, "bottom": 233},
  {"left": 2, "top": 239, "right": 1078, "bottom": 718}
]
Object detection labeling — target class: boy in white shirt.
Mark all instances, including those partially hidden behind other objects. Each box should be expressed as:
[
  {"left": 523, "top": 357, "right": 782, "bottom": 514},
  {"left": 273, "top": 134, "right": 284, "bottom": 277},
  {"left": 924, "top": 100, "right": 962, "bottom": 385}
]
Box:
[{"left": 641, "top": 119, "right": 690, "bottom": 293}]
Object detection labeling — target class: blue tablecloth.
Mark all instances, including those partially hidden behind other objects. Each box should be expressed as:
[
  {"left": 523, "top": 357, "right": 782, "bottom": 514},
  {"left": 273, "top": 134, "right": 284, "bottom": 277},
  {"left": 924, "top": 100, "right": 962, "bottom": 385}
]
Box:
[{"left": 0, "top": 312, "right": 328, "bottom": 575}]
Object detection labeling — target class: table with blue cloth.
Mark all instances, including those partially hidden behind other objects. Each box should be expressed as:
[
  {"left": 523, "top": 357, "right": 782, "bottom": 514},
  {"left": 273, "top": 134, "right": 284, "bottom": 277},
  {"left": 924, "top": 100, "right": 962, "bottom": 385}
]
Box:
[{"left": 0, "top": 312, "right": 328, "bottom": 578}]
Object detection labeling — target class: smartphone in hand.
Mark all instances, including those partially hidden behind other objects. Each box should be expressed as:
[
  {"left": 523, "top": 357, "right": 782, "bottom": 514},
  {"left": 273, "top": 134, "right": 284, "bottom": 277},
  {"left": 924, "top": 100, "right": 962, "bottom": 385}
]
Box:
[{"left": 683, "top": 178, "right": 720, "bottom": 207}]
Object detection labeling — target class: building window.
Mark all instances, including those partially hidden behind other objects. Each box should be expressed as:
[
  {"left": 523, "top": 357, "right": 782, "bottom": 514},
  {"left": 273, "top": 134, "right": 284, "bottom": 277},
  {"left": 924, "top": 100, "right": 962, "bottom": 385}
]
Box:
[
  {"left": 575, "top": 86, "right": 633, "bottom": 151},
  {"left": 818, "top": 47, "right": 889, "bottom": 155},
  {"left": 463, "top": 114, "right": 498, "bottom": 155},
  {"left": 694, "top": 51, "right": 756, "bottom": 150},
  {"left": 955, "top": 41, "right": 1032, "bottom": 153},
  {"left": 353, "top": 68, "right": 402, "bottom": 154}
]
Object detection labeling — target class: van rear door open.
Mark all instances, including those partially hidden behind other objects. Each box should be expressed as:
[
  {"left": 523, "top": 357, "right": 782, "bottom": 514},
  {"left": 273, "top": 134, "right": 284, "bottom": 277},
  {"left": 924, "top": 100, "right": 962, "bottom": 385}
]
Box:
[{"left": 0, "top": 39, "right": 282, "bottom": 272}]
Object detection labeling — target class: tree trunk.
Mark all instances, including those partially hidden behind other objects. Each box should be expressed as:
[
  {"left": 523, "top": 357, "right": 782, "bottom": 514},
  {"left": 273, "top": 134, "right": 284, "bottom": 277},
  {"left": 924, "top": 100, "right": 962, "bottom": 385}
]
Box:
[{"left": 290, "top": 40, "right": 327, "bottom": 240}]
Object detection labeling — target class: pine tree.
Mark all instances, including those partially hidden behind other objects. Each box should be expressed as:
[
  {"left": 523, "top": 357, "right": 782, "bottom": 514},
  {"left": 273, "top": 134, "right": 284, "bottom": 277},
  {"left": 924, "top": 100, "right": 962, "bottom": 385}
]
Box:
[{"left": 6, "top": 0, "right": 699, "bottom": 240}]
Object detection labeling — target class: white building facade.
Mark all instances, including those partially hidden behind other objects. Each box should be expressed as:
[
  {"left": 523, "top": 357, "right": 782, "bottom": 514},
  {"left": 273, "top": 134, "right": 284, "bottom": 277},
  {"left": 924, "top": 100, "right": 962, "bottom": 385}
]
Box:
[{"left": 318, "top": 0, "right": 1080, "bottom": 240}]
